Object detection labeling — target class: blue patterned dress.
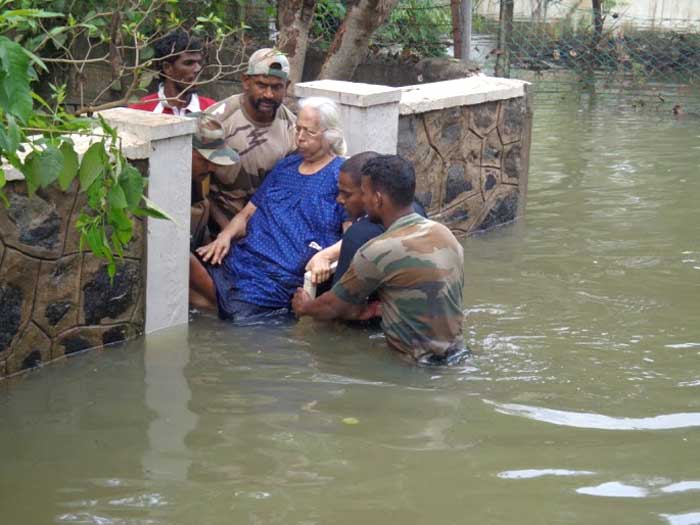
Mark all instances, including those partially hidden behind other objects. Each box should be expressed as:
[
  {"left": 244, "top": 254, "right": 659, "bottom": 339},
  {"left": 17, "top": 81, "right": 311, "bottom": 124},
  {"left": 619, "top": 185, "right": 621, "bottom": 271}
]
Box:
[{"left": 211, "top": 154, "right": 345, "bottom": 316}]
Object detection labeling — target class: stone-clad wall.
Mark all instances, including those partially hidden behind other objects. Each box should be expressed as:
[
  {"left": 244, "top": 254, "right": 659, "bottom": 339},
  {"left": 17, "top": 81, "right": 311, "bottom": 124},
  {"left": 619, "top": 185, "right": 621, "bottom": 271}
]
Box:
[
  {"left": 398, "top": 90, "right": 532, "bottom": 234},
  {"left": 295, "top": 77, "right": 532, "bottom": 235},
  {"left": 0, "top": 179, "right": 146, "bottom": 378},
  {"left": 0, "top": 110, "right": 194, "bottom": 381}
]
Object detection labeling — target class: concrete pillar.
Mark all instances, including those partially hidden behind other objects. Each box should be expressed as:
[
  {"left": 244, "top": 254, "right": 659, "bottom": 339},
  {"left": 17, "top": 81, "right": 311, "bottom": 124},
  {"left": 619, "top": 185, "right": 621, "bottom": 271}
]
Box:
[
  {"left": 294, "top": 80, "right": 402, "bottom": 156},
  {"left": 100, "top": 108, "right": 195, "bottom": 334}
]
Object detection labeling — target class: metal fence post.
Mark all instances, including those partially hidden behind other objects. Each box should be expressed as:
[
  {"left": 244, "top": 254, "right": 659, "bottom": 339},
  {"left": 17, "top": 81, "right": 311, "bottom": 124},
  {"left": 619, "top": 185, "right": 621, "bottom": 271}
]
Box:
[
  {"left": 495, "top": 0, "right": 513, "bottom": 78},
  {"left": 460, "top": 0, "right": 472, "bottom": 61},
  {"left": 451, "top": 0, "right": 463, "bottom": 59}
]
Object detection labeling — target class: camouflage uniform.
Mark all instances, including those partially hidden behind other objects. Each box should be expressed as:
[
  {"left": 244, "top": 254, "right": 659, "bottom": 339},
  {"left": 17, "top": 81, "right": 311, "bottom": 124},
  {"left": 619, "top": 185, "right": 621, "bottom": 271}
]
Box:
[
  {"left": 332, "top": 213, "right": 465, "bottom": 362},
  {"left": 206, "top": 94, "right": 296, "bottom": 217}
]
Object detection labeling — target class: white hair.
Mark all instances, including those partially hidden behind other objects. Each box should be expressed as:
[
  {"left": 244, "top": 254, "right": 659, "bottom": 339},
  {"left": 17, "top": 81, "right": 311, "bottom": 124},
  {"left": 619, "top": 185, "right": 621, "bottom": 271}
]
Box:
[{"left": 298, "top": 96, "right": 347, "bottom": 156}]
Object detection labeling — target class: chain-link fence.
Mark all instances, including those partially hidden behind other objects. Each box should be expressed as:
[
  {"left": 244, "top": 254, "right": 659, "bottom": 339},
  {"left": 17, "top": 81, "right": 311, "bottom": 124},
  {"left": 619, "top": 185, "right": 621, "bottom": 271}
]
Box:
[
  {"left": 478, "top": 5, "right": 700, "bottom": 103},
  {"left": 240, "top": 0, "right": 700, "bottom": 104}
]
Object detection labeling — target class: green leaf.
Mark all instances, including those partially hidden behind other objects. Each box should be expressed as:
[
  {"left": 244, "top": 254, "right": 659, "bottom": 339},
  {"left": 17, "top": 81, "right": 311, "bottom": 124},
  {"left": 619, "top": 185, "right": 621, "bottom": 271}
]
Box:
[
  {"left": 98, "top": 114, "right": 117, "bottom": 142},
  {"left": 109, "top": 206, "right": 132, "bottom": 233},
  {"left": 21, "top": 47, "right": 47, "bottom": 73},
  {"left": 119, "top": 164, "right": 146, "bottom": 210},
  {"left": 85, "top": 224, "right": 104, "bottom": 257},
  {"left": 111, "top": 231, "right": 124, "bottom": 258},
  {"left": 139, "top": 196, "right": 176, "bottom": 222},
  {"left": 1, "top": 9, "right": 64, "bottom": 19},
  {"left": 23, "top": 146, "right": 63, "bottom": 191},
  {"left": 57, "top": 142, "right": 79, "bottom": 190},
  {"left": 0, "top": 113, "right": 21, "bottom": 152},
  {"left": 86, "top": 177, "right": 106, "bottom": 208},
  {"left": 107, "top": 184, "right": 127, "bottom": 209},
  {"left": 0, "top": 36, "right": 33, "bottom": 121},
  {"left": 107, "top": 260, "right": 116, "bottom": 280},
  {"left": 79, "top": 142, "right": 106, "bottom": 191}
]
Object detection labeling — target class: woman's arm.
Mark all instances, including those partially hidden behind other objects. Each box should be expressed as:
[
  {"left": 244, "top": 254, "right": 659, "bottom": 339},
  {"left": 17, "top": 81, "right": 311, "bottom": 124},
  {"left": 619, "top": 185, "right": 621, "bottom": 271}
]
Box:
[
  {"left": 305, "top": 221, "right": 352, "bottom": 284},
  {"left": 196, "top": 201, "right": 257, "bottom": 265},
  {"left": 306, "top": 240, "right": 341, "bottom": 284}
]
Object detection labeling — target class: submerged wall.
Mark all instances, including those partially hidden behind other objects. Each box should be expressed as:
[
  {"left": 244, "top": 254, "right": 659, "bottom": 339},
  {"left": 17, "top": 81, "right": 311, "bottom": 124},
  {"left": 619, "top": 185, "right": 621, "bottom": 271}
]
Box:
[
  {"left": 295, "top": 76, "right": 532, "bottom": 235},
  {"left": 0, "top": 181, "right": 146, "bottom": 377},
  {"left": 0, "top": 110, "right": 193, "bottom": 379},
  {"left": 397, "top": 78, "right": 532, "bottom": 234}
]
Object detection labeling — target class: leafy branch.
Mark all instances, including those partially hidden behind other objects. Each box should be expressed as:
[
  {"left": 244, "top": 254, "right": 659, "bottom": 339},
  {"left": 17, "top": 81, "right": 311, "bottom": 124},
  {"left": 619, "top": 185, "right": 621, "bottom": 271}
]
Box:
[{"left": 0, "top": 7, "right": 173, "bottom": 280}]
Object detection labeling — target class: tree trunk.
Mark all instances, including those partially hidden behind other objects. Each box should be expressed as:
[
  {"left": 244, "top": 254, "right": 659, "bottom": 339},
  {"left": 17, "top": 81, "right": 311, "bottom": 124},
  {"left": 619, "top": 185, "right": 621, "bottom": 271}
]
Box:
[
  {"left": 317, "top": 0, "right": 400, "bottom": 81},
  {"left": 277, "top": 0, "right": 318, "bottom": 87}
]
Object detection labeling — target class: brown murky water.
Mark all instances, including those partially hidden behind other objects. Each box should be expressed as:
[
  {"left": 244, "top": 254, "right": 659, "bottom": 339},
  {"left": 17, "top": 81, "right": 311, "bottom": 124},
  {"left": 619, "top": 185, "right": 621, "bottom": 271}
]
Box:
[{"left": 2, "top": 92, "right": 700, "bottom": 525}]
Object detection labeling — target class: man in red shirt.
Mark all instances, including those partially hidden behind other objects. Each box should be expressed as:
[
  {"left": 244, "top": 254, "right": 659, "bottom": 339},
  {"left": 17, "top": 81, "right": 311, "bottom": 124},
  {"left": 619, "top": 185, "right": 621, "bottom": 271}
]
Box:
[{"left": 130, "top": 29, "right": 216, "bottom": 116}]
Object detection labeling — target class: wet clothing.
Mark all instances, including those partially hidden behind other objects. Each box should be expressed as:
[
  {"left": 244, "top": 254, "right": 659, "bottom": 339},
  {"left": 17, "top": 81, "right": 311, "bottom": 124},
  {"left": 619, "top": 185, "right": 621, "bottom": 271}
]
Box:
[
  {"left": 332, "top": 213, "right": 465, "bottom": 361},
  {"left": 212, "top": 154, "right": 345, "bottom": 314},
  {"left": 333, "top": 200, "right": 428, "bottom": 285},
  {"left": 206, "top": 94, "right": 297, "bottom": 218},
  {"left": 129, "top": 85, "right": 216, "bottom": 115},
  {"left": 207, "top": 263, "right": 291, "bottom": 323}
]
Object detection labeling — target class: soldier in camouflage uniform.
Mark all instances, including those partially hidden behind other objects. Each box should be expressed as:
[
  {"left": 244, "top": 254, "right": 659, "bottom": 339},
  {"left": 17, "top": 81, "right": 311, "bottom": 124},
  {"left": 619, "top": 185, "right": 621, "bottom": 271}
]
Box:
[
  {"left": 205, "top": 48, "right": 297, "bottom": 232},
  {"left": 190, "top": 114, "right": 240, "bottom": 249},
  {"left": 292, "top": 155, "right": 466, "bottom": 364}
]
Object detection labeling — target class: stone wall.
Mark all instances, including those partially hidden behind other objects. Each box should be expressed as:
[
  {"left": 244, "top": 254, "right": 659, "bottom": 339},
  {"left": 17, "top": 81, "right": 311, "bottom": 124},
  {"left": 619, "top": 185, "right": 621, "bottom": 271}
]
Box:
[
  {"left": 0, "top": 110, "right": 194, "bottom": 381},
  {"left": 0, "top": 179, "right": 145, "bottom": 378},
  {"left": 398, "top": 89, "right": 532, "bottom": 234},
  {"left": 296, "top": 76, "right": 532, "bottom": 235}
]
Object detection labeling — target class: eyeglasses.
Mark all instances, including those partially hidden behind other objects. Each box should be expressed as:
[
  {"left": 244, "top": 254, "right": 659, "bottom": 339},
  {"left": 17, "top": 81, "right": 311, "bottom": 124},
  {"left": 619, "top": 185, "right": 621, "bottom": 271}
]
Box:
[{"left": 295, "top": 125, "right": 325, "bottom": 138}]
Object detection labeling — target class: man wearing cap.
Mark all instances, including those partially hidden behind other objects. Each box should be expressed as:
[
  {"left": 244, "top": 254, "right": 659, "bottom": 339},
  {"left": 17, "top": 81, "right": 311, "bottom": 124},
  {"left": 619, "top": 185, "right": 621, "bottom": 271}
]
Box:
[
  {"left": 205, "top": 48, "right": 296, "bottom": 232},
  {"left": 190, "top": 114, "right": 239, "bottom": 249},
  {"left": 130, "top": 29, "right": 217, "bottom": 116}
]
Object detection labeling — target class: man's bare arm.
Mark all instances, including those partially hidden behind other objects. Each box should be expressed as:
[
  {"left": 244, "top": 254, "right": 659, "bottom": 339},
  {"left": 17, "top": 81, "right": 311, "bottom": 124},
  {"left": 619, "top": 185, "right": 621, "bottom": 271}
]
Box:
[
  {"left": 209, "top": 200, "right": 232, "bottom": 231},
  {"left": 292, "top": 288, "right": 378, "bottom": 321}
]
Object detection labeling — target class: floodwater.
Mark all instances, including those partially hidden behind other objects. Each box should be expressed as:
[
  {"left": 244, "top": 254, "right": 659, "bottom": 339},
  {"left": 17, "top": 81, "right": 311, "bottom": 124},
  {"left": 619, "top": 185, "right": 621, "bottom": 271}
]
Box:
[{"left": 2, "top": 93, "right": 700, "bottom": 524}]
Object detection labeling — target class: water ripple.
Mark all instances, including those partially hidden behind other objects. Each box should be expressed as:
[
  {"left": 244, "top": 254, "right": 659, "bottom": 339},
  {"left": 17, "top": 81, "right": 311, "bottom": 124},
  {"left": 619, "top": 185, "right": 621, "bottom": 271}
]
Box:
[
  {"left": 660, "top": 513, "right": 700, "bottom": 525},
  {"left": 498, "top": 469, "right": 595, "bottom": 479},
  {"left": 576, "top": 481, "right": 648, "bottom": 498},
  {"left": 484, "top": 400, "right": 700, "bottom": 430},
  {"left": 661, "top": 481, "right": 700, "bottom": 494}
]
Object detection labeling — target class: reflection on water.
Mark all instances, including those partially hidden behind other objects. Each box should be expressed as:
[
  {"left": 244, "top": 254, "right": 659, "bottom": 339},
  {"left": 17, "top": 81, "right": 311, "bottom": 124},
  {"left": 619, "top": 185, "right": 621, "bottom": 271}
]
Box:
[
  {"left": 576, "top": 481, "right": 649, "bottom": 498},
  {"left": 661, "top": 512, "right": 700, "bottom": 525},
  {"left": 498, "top": 469, "right": 595, "bottom": 479},
  {"left": 484, "top": 400, "right": 700, "bottom": 430},
  {"left": 1, "top": 92, "right": 700, "bottom": 524}
]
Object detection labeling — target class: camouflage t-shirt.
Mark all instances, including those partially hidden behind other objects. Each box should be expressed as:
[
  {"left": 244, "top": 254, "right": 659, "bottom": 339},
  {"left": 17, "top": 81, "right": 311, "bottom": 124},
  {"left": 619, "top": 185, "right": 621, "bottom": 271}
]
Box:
[
  {"left": 206, "top": 94, "right": 296, "bottom": 217},
  {"left": 332, "top": 213, "right": 465, "bottom": 361}
]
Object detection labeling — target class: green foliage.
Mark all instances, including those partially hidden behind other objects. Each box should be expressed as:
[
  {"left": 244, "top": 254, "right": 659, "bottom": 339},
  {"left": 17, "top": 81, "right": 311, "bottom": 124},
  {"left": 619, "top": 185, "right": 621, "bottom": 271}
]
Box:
[
  {"left": 374, "top": 0, "right": 451, "bottom": 57},
  {"left": 310, "top": 0, "right": 346, "bottom": 51},
  {"left": 0, "top": 6, "right": 171, "bottom": 281}
]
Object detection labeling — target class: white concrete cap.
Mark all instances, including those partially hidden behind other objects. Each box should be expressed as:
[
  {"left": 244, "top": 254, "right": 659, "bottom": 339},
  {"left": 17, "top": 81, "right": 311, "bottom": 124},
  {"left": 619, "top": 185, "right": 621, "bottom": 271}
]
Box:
[
  {"left": 98, "top": 107, "right": 196, "bottom": 142},
  {"left": 399, "top": 76, "right": 529, "bottom": 115},
  {"left": 295, "top": 80, "right": 402, "bottom": 107}
]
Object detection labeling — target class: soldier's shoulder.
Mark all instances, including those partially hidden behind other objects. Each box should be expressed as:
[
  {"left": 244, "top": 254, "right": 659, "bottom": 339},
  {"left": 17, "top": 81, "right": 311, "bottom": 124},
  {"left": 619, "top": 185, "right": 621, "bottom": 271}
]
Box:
[{"left": 206, "top": 93, "right": 243, "bottom": 121}]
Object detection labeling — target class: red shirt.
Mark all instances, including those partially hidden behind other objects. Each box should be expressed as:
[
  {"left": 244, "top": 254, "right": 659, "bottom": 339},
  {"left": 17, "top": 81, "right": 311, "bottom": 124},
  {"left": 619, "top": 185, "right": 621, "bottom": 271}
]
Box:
[{"left": 129, "top": 91, "right": 216, "bottom": 116}]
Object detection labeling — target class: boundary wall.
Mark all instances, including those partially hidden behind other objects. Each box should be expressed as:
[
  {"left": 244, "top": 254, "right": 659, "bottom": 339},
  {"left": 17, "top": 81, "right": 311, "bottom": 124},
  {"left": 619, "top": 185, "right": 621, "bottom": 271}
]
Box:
[
  {"left": 0, "top": 110, "right": 192, "bottom": 378},
  {"left": 295, "top": 76, "right": 532, "bottom": 234}
]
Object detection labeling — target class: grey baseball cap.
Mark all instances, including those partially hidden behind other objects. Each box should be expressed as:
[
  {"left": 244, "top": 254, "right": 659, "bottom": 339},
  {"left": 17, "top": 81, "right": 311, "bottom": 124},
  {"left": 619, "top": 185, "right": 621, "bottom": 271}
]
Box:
[{"left": 246, "top": 48, "right": 290, "bottom": 80}]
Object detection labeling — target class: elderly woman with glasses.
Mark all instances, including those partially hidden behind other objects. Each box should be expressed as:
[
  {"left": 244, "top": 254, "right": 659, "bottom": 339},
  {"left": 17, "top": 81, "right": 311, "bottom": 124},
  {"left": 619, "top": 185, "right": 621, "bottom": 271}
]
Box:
[{"left": 190, "top": 96, "right": 350, "bottom": 321}]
